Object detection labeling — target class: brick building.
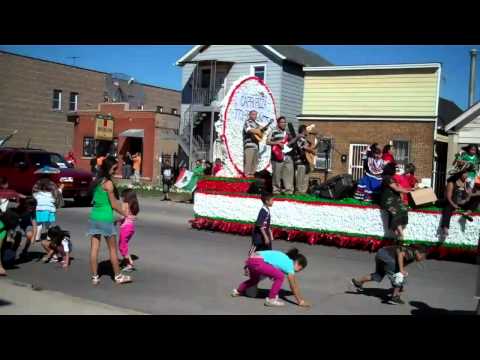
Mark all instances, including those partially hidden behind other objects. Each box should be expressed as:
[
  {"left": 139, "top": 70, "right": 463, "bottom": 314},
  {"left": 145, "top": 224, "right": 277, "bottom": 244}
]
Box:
[
  {"left": 0, "top": 50, "right": 180, "bottom": 155},
  {"left": 72, "top": 103, "right": 179, "bottom": 183},
  {"left": 298, "top": 63, "right": 444, "bottom": 190}
]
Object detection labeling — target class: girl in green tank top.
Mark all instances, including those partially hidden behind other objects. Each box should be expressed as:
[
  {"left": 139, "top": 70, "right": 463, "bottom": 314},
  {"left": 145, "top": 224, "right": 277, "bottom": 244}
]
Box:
[
  {"left": 88, "top": 156, "right": 132, "bottom": 285},
  {"left": 90, "top": 182, "right": 115, "bottom": 223}
]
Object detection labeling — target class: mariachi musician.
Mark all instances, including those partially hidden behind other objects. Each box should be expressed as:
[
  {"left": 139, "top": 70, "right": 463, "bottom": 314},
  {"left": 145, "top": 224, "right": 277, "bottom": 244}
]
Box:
[
  {"left": 292, "top": 125, "right": 318, "bottom": 194},
  {"left": 243, "top": 110, "right": 273, "bottom": 177},
  {"left": 268, "top": 116, "right": 304, "bottom": 195},
  {"left": 243, "top": 110, "right": 261, "bottom": 177}
]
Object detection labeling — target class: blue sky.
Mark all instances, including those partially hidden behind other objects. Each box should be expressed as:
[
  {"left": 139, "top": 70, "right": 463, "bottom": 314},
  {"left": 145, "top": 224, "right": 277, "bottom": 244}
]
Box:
[{"left": 1, "top": 45, "right": 479, "bottom": 110}]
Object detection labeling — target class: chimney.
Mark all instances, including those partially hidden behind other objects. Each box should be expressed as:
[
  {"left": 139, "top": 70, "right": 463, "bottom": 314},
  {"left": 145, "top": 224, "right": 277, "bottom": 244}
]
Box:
[{"left": 468, "top": 49, "right": 477, "bottom": 108}]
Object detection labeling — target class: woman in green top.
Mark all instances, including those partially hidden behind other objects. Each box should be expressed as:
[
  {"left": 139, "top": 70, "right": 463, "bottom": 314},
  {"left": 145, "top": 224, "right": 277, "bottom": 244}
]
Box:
[
  {"left": 87, "top": 157, "right": 132, "bottom": 285},
  {"left": 453, "top": 144, "right": 479, "bottom": 190}
]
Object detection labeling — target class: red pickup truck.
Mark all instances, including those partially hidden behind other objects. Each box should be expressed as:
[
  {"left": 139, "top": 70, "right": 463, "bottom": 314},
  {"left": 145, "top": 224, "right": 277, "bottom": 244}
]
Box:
[{"left": 0, "top": 147, "right": 93, "bottom": 205}]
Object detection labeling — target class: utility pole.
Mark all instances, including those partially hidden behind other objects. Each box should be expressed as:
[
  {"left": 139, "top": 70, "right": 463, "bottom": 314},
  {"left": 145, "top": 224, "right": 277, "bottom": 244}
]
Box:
[
  {"left": 468, "top": 49, "right": 477, "bottom": 108},
  {"left": 67, "top": 56, "right": 79, "bottom": 66}
]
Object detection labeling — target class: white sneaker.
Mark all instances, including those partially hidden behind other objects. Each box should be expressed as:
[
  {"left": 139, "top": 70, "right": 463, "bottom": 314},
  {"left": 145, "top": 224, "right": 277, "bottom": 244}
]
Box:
[
  {"left": 264, "top": 297, "right": 285, "bottom": 307},
  {"left": 231, "top": 289, "right": 241, "bottom": 297},
  {"left": 122, "top": 264, "right": 135, "bottom": 272}
]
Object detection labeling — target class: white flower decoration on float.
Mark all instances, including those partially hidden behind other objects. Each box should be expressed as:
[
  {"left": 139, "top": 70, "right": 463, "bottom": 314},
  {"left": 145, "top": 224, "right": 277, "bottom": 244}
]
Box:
[{"left": 194, "top": 192, "right": 480, "bottom": 248}]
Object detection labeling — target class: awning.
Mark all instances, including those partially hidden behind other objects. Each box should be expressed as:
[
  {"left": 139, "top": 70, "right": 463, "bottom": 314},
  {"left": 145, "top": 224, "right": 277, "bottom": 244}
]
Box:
[{"left": 119, "top": 129, "right": 144, "bottom": 138}]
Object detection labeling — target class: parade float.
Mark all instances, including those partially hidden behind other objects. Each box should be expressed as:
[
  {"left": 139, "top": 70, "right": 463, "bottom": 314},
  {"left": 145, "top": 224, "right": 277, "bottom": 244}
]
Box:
[{"left": 190, "top": 76, "right": 479, "bottom": 262}]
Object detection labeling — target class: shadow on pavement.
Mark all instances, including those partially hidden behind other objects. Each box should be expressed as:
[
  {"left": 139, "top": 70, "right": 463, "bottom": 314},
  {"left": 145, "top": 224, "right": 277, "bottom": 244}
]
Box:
[
  {"left": 98, "top": 260, "right": 115, "bottom": 279},
  {"left": 256, "top": 288, "right": 295, "bottom": 305},
  {"left": 0, "top": 299, "right": 12, "bottom": 307},
  {"left": 345, "top": 287, "right": 393, "bottom": 304},
  {"left": 15, "top": 251, "right": 45, "bottom": 265},
  {"left": 410, "top": 301, "right": 476, "bottom": 316}
]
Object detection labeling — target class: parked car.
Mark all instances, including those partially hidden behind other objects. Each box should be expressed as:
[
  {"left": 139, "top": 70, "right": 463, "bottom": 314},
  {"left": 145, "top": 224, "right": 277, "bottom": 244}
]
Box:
[{"left": 0, "top": 147, "right": 93, "bottom": 205}]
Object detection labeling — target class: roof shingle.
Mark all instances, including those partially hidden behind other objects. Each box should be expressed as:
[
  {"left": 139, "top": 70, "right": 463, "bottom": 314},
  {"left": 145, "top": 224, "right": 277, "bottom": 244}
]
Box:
[{"left": 268, "top": 45, "right": 332, "bottom": 67}]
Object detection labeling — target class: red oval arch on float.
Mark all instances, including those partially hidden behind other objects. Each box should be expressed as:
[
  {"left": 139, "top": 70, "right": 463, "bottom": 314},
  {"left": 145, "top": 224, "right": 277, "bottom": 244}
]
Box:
[{"left": 221, "top": 76, "right": 277, "bottom": 177}]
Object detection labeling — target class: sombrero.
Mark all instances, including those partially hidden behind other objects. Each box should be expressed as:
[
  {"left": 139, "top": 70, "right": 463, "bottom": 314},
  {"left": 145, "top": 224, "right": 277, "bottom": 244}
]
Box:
[{"left": 448, "top": 162, "right": 475, "bottom": 176}]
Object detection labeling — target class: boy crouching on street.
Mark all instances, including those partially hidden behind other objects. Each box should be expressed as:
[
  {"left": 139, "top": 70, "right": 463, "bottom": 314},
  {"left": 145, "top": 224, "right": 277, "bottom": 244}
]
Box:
[{"left": 351, "top": 244, "right": 427, "bottom": 305}]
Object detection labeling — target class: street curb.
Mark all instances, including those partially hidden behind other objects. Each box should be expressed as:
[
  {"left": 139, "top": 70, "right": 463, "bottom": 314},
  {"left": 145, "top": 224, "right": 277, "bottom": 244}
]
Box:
[{"left": 0, "top": 278, "right": 149, "bottom": 315}]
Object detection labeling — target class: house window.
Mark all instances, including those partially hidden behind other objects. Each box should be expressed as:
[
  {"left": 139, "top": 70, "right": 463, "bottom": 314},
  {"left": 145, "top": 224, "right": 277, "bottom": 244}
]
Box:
[
  {"left": 171, "top": 108, "right": 178, "bottom": 115},
  {"left": 393, "top": 140, "right": 410, "bottom": 166},
  {"left": 251, "top": 65, "right": 267, "bottom": 81},
  {"left": 157, "top": 106, "right": 164, "bottom": 113},
  {"left": 83, "top": 137, "right": 95, "bottom": 157},
  {"left": 52, "top": 89, "right": 62, "bottom": 110},
  {"left": 315, "top": 138, "right": 333, "bottom": 170},
  {"left": 69, "top": 92, "right": 78, "bottom": 112}
]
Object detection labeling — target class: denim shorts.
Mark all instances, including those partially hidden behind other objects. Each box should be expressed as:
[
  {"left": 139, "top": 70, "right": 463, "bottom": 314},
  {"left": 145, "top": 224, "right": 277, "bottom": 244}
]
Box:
[{"left": 87, "top": 220, "right": 118, "bottom": 238}]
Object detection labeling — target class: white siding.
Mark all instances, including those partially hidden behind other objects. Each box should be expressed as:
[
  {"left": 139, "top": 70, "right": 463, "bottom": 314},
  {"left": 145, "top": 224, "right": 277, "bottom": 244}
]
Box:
[
  {"left": 458, "top": 115, "right": 480, "bottom": 144},
  {"left": 224, "top": 62, "right": 283, "bottom": 113},
  {"left": 280, "top": 63, "right": 304, "bottom": 126}
]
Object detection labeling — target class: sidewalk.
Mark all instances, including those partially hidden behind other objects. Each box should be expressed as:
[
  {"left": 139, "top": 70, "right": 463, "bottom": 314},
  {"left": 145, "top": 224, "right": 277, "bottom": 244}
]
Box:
[{"left": 0, "top": 279, "right": 147, "bottom": 315}]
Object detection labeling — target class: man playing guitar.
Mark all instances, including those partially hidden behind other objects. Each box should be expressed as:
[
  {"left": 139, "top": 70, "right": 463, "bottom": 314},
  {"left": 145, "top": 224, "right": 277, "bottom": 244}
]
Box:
[
  {"left": 293, "top": 125, "right": 318, "bottom": 194},
  {"left": 243, "top": 110, "right": 263, "bottom": 177},
  {"left": 267, "top": 117, "right": 304, "bottom": 194}
]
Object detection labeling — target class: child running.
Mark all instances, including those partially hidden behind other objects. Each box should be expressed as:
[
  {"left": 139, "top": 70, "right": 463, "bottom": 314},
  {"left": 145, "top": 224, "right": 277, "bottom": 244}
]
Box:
[
  {"left": 118, "top": 188, "right": 139, "bottom": 272},
  {"left": 41, "top": 225, "right": 72, "bottom": 269},
  {"left": 233, "top": 248, "right": 311, "bottom": 308},
  {"left": 351, "top": 244, "right": 427, "bottom": 305}
]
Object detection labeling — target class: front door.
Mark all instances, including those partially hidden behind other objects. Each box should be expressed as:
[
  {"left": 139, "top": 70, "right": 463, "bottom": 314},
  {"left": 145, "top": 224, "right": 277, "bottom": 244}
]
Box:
[{"left": 348, "top": 144, "right": 369, "bottom": 181}]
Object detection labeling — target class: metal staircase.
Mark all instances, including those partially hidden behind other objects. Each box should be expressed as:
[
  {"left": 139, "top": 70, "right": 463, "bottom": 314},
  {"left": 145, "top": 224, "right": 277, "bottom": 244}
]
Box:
[{"left": 176, "top": 105, "right": 209, "bottom": 167}]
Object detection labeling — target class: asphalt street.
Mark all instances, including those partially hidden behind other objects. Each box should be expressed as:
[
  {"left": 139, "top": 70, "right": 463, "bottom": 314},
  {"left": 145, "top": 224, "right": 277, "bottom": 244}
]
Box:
[{"left": 2, "top": 198, "right": 478, "bottom": 315}]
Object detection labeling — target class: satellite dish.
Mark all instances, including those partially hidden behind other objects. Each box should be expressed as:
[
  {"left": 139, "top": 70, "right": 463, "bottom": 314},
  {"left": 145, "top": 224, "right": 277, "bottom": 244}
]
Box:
[{"left": 105, "top": 73, "right": 145, "bottom": 108}]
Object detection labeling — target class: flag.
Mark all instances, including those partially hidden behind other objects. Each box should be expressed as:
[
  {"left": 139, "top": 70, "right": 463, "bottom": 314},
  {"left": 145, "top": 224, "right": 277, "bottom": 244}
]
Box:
[{"left": 174, "top": 168, "right": 199, "bottom": 192}]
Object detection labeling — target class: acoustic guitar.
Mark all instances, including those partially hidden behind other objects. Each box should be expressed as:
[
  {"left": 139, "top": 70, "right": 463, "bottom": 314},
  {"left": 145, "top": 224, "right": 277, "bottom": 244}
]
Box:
[
  {"left": 249, "top": 119, "right": 274, "bottom": 144},
  {"left": 302, "top": 125, "right": 319, "bottom": 167},
  {"left": 304, "top": 137, "right": 318, "bottom": 167}
]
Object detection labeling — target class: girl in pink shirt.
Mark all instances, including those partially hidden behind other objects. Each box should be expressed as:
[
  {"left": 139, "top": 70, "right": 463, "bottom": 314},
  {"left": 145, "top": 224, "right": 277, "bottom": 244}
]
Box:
[{"left": 118, "top": 189, "right": 140, "bottom": 272}]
